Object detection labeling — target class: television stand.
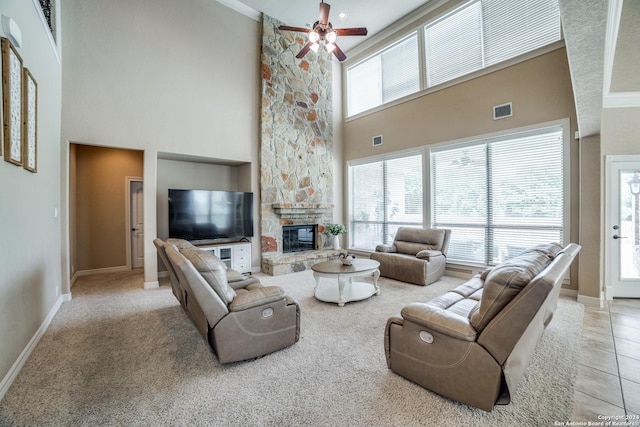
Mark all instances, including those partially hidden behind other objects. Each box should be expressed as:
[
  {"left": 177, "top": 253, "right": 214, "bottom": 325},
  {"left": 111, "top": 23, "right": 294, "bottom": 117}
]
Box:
[{"left": 196, "top": 241, "right": 251, "bottom": 274}]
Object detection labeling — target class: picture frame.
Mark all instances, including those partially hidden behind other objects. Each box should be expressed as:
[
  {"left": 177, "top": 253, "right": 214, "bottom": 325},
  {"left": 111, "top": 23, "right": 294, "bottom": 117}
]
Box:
[
  {"left": 22, "top": 68, "right": 37, "bottom": 173},
  {"left": 2, "top": 37, "right": 23, "bottom": 166}
]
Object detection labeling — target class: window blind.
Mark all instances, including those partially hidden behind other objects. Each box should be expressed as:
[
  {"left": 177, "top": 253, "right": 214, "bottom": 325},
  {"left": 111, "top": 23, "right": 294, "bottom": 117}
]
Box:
[
  {"left": 432, "top": 126, "right": 564, "bottom": 265},
  {"left": 347, "top": 34, "right": 419, "bottom": 116},
  {"left": 349, "top": 153, "right": 423, "bottom": 250},
  {"left": 425, "top": 1, "right": 484, "bottom": 87},
  {"left": 347, "top": 57, "right": 382, "bottom": 117},
  {"left": 381, "top": 34, "right": 420, "bottom": 103},
  {"left": 482, "top": 0, "right": 561, "bottom": 66}
]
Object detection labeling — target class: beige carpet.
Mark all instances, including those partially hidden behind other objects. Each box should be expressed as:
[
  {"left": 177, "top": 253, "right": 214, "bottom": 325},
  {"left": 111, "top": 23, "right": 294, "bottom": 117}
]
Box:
[{"left": 0, "top": 269, "right": 583, "bottom": 426}]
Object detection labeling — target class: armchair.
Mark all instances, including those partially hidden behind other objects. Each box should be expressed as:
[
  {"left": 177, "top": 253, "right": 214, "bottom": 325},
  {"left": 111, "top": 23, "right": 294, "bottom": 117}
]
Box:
[{"left": 370, "top": 227, "right": 451, "bottom": 285}]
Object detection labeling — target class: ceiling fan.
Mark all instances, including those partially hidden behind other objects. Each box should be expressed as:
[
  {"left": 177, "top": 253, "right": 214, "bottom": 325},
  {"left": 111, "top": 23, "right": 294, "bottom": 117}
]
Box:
[{"left": 278, "top": 1, "right": 368, "bottom": 62}]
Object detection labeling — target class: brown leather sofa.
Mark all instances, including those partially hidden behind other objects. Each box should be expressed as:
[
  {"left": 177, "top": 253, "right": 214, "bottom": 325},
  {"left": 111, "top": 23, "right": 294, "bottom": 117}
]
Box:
[
  {"left": 384, "top": 242, "right": 580, "bottom": 411},
  {"left": 155, "top": 238, "right": 300, "bottom": 363},
  {"left": 370, "top": 227, "right": 451, "bottom": 285}
]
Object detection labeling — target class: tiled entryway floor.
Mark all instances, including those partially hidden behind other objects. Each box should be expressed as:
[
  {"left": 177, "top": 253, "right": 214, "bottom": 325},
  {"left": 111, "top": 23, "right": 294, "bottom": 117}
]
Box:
[{"left": 573, "top": 298, "right": 640, "bottom": 422}]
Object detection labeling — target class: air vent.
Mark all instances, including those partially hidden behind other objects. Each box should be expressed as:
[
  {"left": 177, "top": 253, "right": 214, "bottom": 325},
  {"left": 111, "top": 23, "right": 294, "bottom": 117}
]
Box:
[
  {"left": 493, "top": 102, "right": 512, "bottom": 120},
  {"left": 372, "top": 135, "right": 383, "bottom": 147}
]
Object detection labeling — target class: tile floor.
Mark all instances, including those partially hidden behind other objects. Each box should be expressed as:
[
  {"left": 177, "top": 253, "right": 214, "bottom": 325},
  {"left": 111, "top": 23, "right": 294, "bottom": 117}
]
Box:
[{"left": 572, "top": 298, "right": 640, "bottom": 423}]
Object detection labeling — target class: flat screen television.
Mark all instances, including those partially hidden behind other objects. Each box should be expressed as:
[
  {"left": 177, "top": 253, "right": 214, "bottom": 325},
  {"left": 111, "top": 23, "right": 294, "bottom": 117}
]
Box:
[{"left": 168, "top": 189, "right": 254, "bottom": 243}]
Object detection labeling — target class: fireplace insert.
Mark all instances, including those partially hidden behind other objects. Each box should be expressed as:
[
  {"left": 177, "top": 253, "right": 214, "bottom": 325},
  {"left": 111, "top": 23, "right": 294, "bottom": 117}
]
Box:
[{"left": 283, "top": 225, "right": 316, "bottom": 253}]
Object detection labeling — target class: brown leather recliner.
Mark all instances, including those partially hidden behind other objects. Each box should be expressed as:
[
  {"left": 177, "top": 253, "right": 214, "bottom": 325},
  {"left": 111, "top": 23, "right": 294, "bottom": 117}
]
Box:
[
  {"left": 159, "top": 239, "right": 300, "bottom": 363},
  {"left": 384, "top": 242, "right": 580, "bottom": 411},
  {"left": 371, "top": 227, "right": 451, "bottom": 285}
]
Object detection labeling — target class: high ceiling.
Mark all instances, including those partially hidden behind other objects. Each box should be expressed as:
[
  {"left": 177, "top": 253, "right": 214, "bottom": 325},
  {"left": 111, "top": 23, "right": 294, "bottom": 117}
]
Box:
[{"left": 222, "top": 0, "right": 433, "bottom": 51}]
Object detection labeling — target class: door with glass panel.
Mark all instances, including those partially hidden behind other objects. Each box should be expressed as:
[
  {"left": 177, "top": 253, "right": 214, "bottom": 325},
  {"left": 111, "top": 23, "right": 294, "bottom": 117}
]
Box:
[{"left": 606, "top": 156, "right": 640, "bottom": 298}]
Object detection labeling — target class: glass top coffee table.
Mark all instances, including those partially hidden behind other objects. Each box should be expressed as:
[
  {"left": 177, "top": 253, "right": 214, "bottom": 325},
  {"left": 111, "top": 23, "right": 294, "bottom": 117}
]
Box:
[{"left": 311, "top": 259, "right": 380, "bottom": 306}]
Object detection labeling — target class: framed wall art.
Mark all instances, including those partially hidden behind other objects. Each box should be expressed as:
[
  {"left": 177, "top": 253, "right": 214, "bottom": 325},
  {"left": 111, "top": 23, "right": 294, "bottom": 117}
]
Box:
[
  {"left": 2, "top": 37, "right": 23, "bottom": 166},
  {"left": 22, "top": 68, "right": 37, "bottom": 173}
]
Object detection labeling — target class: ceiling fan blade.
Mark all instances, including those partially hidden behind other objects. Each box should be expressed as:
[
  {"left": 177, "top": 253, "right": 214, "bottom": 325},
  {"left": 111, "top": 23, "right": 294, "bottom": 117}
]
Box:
[
  {"left": 279, "top": 25, "right": 311, "bottom": 33},
  {"left": 319, "top": 2, "right": 331, "bottom": 27},
  {"left": 335, "top": 27, "right": 368, "bottom": 37},
  {"left": 332, "top": 43, "right": 347, "bottom": 62},
  {"left": 296, "top": 42, "right": 314, "bottom": 59}
]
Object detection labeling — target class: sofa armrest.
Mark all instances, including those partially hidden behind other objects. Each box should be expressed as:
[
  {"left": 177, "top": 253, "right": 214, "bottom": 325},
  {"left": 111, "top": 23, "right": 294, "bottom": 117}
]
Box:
[
  {"left": 229, "top": 286, "right": 286, "bottom": 311},
  {"left": 375, "top": 244, "right": 397, "bottom": 253},
  {"left": 401, "top": 303, "right": 477, "bottom": 341}
]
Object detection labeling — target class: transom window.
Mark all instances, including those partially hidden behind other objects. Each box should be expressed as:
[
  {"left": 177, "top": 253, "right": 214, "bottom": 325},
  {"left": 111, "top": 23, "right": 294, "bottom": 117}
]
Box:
[{"left": 346, "top": 0, "right": 561, "bottom": 117}]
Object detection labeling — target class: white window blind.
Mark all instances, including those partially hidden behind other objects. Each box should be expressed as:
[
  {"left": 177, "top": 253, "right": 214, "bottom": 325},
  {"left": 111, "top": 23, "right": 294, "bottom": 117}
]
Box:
[
  {"left": 483, "top": 0, "right": 561, "bottom": 66},
  {"left": 347, "top": 57, "right": 382, "bottom": 117},
  {"left": 350, "top": 153, "right": 423, "bottom": 250},
  {"left": 432, "top": 126, "right": 564, "bottom": 265},
  {"left": 425, "top": 1, "right": 484, "bottom": 87},
  {"left": 381, "top": 35, "right": 420, "bottom": 103},
  {"left": 347, "top": 34, "right": 419, "bottom": 116}
]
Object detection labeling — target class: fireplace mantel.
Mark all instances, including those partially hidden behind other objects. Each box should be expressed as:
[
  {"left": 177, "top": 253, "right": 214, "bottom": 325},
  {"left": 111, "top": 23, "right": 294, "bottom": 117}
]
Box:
[{"left": 272, "top": 203, "right": 334, "bottom": 219}]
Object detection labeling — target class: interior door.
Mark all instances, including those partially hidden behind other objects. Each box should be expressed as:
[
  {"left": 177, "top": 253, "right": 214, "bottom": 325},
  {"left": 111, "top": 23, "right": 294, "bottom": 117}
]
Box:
[
  {"left": 131, "top": 180, "right": 144, "bottom": 269},
  {"left": 606, "top": 156, "right": 640, "bottom": 298}
]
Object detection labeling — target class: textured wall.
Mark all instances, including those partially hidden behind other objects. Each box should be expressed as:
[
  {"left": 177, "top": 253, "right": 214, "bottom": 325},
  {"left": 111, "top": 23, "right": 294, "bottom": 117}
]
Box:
[{"left": 260, "top": 15, "right": 335, "bottom": 255}]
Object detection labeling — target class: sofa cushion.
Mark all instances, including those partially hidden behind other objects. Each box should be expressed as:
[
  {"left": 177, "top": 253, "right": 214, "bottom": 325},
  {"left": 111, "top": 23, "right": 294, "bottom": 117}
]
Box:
[
  {"left": 393, "top": 228, "right": 445, "bottom": 255},
  {"left": 166, "top": 238, "right": 196, "bottom": 250},
  {"left": 470, "top": 243, "right": 562, "bottom": 332},
  {"left": 375, "top": 244, "right": 397, "bottom": 253},
  {"left": 181, "top": 249, "right": 236, "bottom": 304},
  {"left": 416, "top": 249, "right": 443, "bottom": 260},
  {"left": 226, "top": 268, "right": 247, "bottom": 283}
]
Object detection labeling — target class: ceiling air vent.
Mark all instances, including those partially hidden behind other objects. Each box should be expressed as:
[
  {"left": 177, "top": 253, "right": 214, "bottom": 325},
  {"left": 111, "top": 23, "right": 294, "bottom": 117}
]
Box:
[
  {"left": 372, "top": 135, "right": 383, "bottom": 147},
  {"left": 493, "top": 102, "right": 512, "bottom": 120}
]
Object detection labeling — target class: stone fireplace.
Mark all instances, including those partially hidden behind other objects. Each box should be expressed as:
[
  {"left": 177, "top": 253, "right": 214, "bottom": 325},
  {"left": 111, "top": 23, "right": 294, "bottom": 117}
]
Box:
[{"left": 259, "top": 15, "right": 340, "bottom": 275}]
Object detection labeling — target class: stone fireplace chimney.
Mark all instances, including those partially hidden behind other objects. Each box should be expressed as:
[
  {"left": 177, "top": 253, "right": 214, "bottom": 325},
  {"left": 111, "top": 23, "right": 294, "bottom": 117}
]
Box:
[{"left": 259, "top": 15, "right": 339, "bottom": 275}]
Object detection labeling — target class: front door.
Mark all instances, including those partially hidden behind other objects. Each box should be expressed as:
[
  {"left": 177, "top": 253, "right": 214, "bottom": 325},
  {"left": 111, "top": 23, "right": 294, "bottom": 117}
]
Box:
[
  {"left": 606, "top": 156, "right": 640, "bottom": 298},
  {"left": 131, "top": 180, "right": 144, "bottom": 269}
]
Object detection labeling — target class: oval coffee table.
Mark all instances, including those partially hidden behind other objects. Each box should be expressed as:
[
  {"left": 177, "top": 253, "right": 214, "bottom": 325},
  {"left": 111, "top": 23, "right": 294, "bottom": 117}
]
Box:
[{"left": 311, "top": 259, "right": 380, "bottom": 307}]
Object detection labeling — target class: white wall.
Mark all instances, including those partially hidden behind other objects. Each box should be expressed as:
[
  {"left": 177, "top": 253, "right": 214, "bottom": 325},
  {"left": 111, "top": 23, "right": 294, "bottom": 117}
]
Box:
[
  {"left": 0, "top": 0, "right": 63, "bottom": 398},
  {"left": 60, "top": 0, "right": 262, "bottom": 286}
]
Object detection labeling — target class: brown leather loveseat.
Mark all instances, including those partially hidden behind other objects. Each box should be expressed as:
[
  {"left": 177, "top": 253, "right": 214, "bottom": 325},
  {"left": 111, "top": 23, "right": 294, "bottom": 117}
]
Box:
[{"left": 384, "top": 242, "right": 580, "bottom": 411}]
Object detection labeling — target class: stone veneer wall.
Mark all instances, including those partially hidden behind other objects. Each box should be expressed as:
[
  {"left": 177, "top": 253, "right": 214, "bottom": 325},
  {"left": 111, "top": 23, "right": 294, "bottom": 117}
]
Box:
[{"left": 260, "top": 15, "right": 336, "bottom": 271}]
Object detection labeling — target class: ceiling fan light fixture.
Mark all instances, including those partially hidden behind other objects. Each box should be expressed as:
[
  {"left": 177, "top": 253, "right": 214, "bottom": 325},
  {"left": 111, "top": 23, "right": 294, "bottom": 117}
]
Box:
[
  {"left": 325, "top": 43, "right": 336, "bottom": 53},
  {"left": 310, "top": 42, "right": 320, "bottom": 53},
  {"left": 326, "top": 30, "right": 337, "bottom": 43},
  {"left": 308, "top": 30, "right": 320, "bottom": 43}
]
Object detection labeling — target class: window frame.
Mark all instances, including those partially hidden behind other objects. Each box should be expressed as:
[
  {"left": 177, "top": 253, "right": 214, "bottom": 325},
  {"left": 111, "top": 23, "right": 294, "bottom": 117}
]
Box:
[
  {"left": 344, "top": 0, "right": 563, "bottom": 120},
  {"left": 345, "top": 119, "right": 571, "bottom": 270},
  {"left": 427, "top": 119, "right": 571, "bottom": 268},
  {"left": 347, "top": 148, "right": 427, "bottom": 252}
]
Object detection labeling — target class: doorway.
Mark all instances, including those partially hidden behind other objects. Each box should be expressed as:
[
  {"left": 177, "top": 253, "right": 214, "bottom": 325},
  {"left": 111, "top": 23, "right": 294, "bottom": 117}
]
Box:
[
  {"left": 127, "top": 177, "right": 144, "bottom": 269},
  {"left": 605, "top": 155, "right": 640, "bottom": 299}
]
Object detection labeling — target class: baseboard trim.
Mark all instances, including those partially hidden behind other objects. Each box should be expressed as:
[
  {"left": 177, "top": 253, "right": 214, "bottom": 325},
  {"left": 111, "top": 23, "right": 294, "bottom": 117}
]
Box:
[
  {"left": 144, "top": 281, "right": 160, "bottom": 290},
  {"left": 0, "top": 294, "right": 64, "bottom": 401},
  {"left": 560, "top": 288, "right": 578, "bottom": 298},
  {"left": 577, "top": 293, "right": 603, "bottom": 307},
  {"left": 74, "top": 266, "right": 129, "bottom": 277}
]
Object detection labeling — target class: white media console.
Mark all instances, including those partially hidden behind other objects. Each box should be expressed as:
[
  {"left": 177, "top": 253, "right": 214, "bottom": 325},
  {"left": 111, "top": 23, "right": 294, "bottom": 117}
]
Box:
[{"left": 197, "top": 241, "right": 251, "bottom": 274}]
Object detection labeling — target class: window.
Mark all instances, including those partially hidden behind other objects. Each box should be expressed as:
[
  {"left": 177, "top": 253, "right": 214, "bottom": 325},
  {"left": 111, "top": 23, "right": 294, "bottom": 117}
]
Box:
[
  {"left": 39, "top": 0, "right": 55, "bottom": 36},
  {"left": 431, "top": 126, "right": 565, "bottom": 265},
  {"left": 347, "top": 34, "right": 420, "bottom": 116},
  {"left": 425, "top": 1, "right": 484, "bottom": 87},
  {"left": 349, "top": 152, "right": 423, "bottom": 250},
  {"left": 346, "top": 0, "right": 561, "bottom": 117}
]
